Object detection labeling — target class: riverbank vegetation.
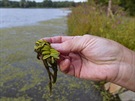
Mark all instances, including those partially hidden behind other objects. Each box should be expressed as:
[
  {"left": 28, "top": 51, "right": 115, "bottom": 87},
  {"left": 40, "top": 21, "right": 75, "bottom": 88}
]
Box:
[
  {"left": 67, "top": 1, "right": 135, "bottom": 51},
  {"left": 67, "top": 0, "right": 135, "bottom": 100}
]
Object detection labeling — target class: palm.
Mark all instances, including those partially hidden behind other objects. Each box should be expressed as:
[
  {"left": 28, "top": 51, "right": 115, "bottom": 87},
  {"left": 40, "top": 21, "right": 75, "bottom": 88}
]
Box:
[
  {"left": 66, "top": 37, "right": 121, "bottom": 82},
  {"left": 44, "top": 35, "right": 122, "bottom": 82}
]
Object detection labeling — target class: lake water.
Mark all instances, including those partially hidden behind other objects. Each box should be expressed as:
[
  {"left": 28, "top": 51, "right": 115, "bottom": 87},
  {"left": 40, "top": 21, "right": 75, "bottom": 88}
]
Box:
[
  {"left": 0, "top": 8, "right": 102, "bottom": 101},
  {"left": 0, "top": 8, "right": 70, "bottom": 28}
]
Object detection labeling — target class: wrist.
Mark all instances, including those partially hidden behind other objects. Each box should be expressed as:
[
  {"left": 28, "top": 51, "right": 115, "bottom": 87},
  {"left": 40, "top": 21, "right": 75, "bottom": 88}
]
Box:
[{"left": 113, "top": 46, "right": 135, "bottom": 91}]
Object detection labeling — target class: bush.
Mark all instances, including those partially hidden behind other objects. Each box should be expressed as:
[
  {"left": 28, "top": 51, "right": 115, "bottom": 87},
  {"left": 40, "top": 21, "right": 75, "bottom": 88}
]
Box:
[{"left": 67, "top": 5, "right": 135, "bottom": 51}]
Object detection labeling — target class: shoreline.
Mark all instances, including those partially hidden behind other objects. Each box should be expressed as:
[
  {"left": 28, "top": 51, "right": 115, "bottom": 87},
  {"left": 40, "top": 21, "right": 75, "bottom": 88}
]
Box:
[
  {"left": 0, "top": 8, "right": 71, "bottom": 29},
  {"left": 0, "top": 16, "right": 68, "bottom": 30}
]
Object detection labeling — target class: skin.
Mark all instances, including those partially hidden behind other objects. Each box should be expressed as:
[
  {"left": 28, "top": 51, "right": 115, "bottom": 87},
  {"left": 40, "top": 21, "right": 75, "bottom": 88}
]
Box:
[{"left": 42, "top": 35, "right": 135, "bottom": 91}]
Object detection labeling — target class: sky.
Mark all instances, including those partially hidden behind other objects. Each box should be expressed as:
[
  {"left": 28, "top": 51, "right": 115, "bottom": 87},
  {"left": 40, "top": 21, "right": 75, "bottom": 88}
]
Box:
[{"left": 10, "top": 0, "right": 87, "bottom": 3}]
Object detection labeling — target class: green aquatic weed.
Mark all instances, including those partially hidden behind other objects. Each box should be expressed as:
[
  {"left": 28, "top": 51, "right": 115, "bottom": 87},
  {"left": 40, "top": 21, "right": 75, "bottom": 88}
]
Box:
[{"left": 34, "top": 39, "right": 60, "bottom": 95}]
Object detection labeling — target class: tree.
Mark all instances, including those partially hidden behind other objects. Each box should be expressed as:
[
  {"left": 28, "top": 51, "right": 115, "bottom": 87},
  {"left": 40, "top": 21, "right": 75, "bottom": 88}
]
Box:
[
  {"left": 20, "top": 0, "right": 27, "bottom": 8},
  {"left": 107, "top": 0, "right": 114, "bottom": 19},
  {"left": 120, "top": 0, "right": 135, "bottom": 16},
  {"left": 9, "top": 1, "right": 20, "bottom": 7},
  {"left": 2, "top": 0, "right": 10, "bottom": 7},
  {"left": 27, "top": 1, "right": 36, "bottom": 7},
  {"left": 43, "top": 0, "right": 52, "bottom": 7},
  {"left": 87, "top": 0, "right": 135, "bottom": 16}
]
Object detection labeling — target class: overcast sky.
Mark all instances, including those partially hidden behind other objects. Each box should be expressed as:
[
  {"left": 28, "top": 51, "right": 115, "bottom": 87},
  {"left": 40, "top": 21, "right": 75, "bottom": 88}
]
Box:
[{"left": 10, "top": 0, "right": 87, "bottom": 2}]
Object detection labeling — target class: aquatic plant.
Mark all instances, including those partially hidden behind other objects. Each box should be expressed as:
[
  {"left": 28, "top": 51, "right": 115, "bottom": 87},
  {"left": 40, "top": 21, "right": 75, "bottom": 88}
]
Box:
[{"left": 34, "top": 39, "right": 60, "bottom": 95}]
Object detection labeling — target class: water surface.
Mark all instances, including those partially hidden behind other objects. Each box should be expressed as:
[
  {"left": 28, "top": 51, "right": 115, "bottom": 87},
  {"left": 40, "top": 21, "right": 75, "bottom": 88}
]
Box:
[
  {"left": 0, "top": 9, "right": 102, "bottom": 101},
  {"left": 0, "top": 8, "right": 70, "bottom": 28}
]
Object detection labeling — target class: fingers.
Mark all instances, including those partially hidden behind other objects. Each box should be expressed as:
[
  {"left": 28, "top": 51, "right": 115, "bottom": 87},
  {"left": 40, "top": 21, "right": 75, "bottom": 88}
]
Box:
[
  {"left": 41, "top": 36, "right": 75, "bottom": 54},
  {"left": 49, "top": 36, "right": 86, "bottom": 54},
  {"left": 41, "top": 35, "right": 93, "bottom": 55},
  {"left": 50, "top": 41, "right": 73, "bottom": 54},
  {"left": 59, "top": 58, "right": 70, "bottom": 73},
  {"left": 42, "top": 36, "right": 74, "bottom": 43},
  {"left": 59, "top": 58, "right": 75, "bottom": 76}
]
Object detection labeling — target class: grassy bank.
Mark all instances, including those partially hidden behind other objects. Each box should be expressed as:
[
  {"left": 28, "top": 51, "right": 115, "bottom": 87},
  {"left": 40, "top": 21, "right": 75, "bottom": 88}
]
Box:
[
  {"left": 67, "top": 5, "right": 135, "bottom": 51},
  {"left": 0, "top": 17, "right": 102, "bottom": 101},
  {"left": 67, "top": 5, "right": 135, "bottom": 101}
]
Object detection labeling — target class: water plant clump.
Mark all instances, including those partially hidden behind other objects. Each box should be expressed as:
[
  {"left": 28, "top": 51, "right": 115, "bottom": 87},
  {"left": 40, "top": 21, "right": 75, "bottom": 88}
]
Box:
[{"left": 34, "top": 39, "right": 60, "bottom": 95}]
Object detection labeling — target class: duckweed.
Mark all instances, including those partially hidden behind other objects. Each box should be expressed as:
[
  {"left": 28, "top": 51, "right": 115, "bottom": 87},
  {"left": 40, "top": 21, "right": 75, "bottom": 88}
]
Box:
[{"left": 0, "top": 17, "right": 102, "bottom": 101}]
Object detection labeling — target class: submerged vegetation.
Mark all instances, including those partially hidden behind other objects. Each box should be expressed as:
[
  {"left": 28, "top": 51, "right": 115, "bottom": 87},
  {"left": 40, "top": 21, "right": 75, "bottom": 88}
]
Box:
[
  {"left": 1, "top": 0, "right": 135, "bottom": 100},
  {"left": 0, "top": 18, "right": 103, "bottom": 101}
]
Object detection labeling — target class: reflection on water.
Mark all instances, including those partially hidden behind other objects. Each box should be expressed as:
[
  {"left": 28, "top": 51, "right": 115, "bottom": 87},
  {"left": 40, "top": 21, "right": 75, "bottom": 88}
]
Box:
[{"left": 0, "top": 8, "right": 70, "bottom": 28}]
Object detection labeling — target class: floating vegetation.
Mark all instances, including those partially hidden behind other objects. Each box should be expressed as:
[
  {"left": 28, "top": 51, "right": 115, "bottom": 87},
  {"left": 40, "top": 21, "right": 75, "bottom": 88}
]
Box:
[
  {"left": 0, "top": 17, "right": 102, "bottom": 101},
  {"left": 34, "top": 39, "right": 60, "bottom": 95}
]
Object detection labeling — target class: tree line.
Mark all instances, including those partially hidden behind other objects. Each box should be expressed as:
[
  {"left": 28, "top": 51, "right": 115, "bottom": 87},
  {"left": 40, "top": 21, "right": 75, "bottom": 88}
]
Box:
[
  {"left": 87, "top": 0, "right": 135, "bottom": 16},
  {"left": 0, "top": 0, "right": 76, "bottom": 8},
  {"left": 1, "top": 0, "right": 134, "bottom": 16}
]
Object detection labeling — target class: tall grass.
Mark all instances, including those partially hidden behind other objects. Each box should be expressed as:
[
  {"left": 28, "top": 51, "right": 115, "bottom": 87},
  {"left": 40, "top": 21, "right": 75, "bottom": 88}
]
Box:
[
  {"left": 67, "top": 5, "right": 135, "bottom": 51},
  {"left": 67, "top": 5, "right": 135, "bottom": 100}
]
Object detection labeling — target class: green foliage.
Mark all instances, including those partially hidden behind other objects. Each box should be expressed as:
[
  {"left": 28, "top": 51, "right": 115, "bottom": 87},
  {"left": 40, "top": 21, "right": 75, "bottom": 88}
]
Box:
[
  {"left": 119, "top": 0, "right": 135, "bottom": 16},
  {"left": 1, "top": 18, "right": 103, "bottom": 100},
  {"left": 43, "top": 0, "right": 52, "bottom": 7},
  {"left": 92, "top": 82, "right": 121, "bottom": 101},
  {"left": 0, "top": 97, "right": 32, "bottom": 101},
  {"left": 1, "top": 0, "right": 10, "bottom": 7},
  {"left": 68, "top": 5, "right": 135, "bottom": 100},
  {"left": 88, "top": 0, "right": 135, "bottom": 16},
  {"left": 67, "top": 5, "right": 135, "bottom": 51},
  {"left": 34, "top": 39, "right": 60, "bottom": 95},
  {"left": 94, "top": 0, "right": 121, "bottom": 5},
  {"left": 0, "top": 0, "right": 76, "bottom": 8}
]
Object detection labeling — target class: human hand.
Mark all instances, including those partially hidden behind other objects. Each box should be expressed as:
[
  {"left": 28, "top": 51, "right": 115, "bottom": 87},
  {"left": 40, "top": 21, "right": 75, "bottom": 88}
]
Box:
[{"left": 42, "top": 35, "right": 135, "bottom": 91}]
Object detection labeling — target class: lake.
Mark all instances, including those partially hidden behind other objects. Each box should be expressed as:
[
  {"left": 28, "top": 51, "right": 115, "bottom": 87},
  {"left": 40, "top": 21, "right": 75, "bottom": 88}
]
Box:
[
  {"left": 0, "top": 8, "right": 70, "bottom": 28},
  {"left": 0, "top": 8, "right": 102, "bottom": 101}
]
